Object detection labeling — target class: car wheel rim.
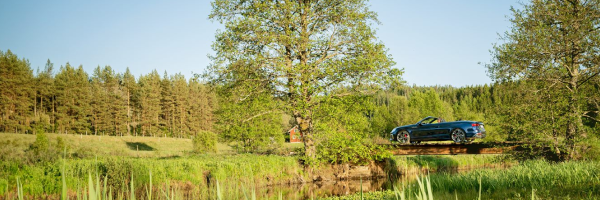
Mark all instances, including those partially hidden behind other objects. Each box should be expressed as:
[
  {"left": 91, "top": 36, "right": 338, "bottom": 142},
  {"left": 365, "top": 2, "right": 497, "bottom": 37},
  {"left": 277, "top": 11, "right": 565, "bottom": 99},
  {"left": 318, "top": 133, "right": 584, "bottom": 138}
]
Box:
[
  {"left": 398, "top": 132, "right": 409, "bottom": 144},
  {"left": 452, "top": 129, "right": 465, "bottom": 143}
]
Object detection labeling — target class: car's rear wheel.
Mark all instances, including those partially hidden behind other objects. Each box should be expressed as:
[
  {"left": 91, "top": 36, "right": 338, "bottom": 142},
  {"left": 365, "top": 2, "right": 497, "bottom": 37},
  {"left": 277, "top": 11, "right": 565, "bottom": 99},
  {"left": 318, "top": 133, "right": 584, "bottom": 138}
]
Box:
[
  {"left": 451, "top": 129, "right": 467, "bottom": 143},
  {"left": 397, "top": 130, "right": 410, "bottom": 144}
]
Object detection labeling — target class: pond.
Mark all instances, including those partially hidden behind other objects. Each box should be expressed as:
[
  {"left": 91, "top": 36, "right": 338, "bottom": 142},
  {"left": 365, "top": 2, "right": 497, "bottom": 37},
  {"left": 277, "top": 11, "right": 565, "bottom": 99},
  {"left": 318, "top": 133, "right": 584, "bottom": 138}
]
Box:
[{"left": 246, "top": 175, "right": 415, "bottom": 200}]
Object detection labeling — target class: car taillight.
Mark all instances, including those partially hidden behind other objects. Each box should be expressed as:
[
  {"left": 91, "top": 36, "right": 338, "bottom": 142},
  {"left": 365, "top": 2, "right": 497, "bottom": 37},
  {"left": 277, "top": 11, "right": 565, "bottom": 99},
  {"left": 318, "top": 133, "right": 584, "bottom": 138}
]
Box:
[{"left": 471, "top": 124, "right": 480, "bottom": 127}]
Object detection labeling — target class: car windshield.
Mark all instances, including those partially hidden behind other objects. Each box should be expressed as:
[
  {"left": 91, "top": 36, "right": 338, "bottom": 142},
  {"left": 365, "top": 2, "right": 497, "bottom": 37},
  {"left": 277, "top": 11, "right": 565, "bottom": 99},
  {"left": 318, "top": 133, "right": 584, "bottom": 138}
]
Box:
[
  {"left": 420, "top": 117, "right": 445, "bottom": 124},
  {"left": 420, "top": 117, "right": 438, "bottom": 125}
]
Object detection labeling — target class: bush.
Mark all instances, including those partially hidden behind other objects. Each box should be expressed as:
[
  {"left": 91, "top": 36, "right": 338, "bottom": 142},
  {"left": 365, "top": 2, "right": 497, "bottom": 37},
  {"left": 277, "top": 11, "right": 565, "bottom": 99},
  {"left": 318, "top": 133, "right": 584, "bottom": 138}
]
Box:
[
  {"left": 26, "top": 133, "right": 69, "bottom": 163},
  {"left": 313, "top": 96, "right": 391, "bottom": 165},
  {"left": 193, "top": 130, "right": 217, "bottom": 153},
  {"left": 582, "top": 135, "right": 600, "bottom": 161},
  {"left": 315, "top": 130, "right": 390, "bottom": 165},
  {"left": 30, "top": 132, "right": 50, "bottom": 155},
  {"left": 216, "top": 95, "right": 285, "bottom": 153}
]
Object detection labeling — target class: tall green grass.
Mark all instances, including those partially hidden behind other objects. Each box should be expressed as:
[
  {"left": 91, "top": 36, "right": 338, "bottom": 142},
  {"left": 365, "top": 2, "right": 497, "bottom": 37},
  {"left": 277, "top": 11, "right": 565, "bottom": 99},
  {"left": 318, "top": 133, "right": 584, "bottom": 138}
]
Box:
[
  {"left": 390, "top": 154, "right": 512, "bottom": 173},
  {"left": 429, "top": 160, "right": 600, "bottom": 198},
  {"left": 1, "top": 154, "right": 302, "bottom": 199},
  {"left": 322, "top": 160, "right": 600, "bottom": 200}
]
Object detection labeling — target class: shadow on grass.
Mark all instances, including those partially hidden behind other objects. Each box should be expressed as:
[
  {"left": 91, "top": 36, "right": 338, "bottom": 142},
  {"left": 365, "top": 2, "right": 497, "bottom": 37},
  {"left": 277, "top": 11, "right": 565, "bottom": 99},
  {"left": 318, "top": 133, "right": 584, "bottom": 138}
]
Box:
[
  {"left": 125, "top": 142, "right": 155, "bottom": 151},
  {"left": 158, "top": 155, "right": 181, "bottom": 159}
]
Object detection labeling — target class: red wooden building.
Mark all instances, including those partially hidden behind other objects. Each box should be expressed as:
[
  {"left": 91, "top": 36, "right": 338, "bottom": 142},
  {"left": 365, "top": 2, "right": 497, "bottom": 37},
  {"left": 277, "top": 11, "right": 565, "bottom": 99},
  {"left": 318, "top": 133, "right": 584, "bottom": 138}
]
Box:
[{"left": 288, "top": 126, "right": 302, "bottom": 143}]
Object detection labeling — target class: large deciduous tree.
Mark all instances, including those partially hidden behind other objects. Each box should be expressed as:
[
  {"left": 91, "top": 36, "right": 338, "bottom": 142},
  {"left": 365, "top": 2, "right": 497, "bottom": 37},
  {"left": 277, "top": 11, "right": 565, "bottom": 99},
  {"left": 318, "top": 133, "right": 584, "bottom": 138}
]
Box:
[
  {"left": 487, "top": 0, "right": 600, "bottom": 159},
  {"left": 207, "top": 0, "right": 401, "bottom": 160}
]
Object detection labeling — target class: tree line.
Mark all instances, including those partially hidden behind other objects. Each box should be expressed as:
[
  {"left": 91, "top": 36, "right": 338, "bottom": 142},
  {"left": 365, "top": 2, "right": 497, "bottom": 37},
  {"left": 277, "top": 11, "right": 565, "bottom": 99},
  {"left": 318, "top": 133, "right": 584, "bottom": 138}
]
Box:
[{"left": 0, "top": 50, "right": 216, "bottom": 138}]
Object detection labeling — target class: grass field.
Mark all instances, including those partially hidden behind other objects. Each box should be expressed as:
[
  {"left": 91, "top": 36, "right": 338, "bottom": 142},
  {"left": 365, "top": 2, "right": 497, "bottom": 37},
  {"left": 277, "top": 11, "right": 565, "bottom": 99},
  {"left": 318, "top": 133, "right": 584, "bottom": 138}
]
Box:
[
  {"left": 0, "top": 133, "right": 540, "bottom": 200},
  {"left": 1, "top": 132, "right": 219, "bottom": 157},
  {"left": 0, "top": 132, "right": 306, "bottom": 158}
]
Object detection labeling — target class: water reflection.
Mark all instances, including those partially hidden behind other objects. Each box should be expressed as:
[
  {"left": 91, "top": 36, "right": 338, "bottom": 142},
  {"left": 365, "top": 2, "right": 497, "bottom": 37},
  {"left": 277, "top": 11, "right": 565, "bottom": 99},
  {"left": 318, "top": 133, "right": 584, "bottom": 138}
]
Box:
[
  {"left": 244, "top": 175, "right": 426, "bottom": 200},
  {"left": 250, "top": 178, "right": 389, "bottom": 200},
  {"left": 253, "top": 170, "right": 462, "bottom": 199}
]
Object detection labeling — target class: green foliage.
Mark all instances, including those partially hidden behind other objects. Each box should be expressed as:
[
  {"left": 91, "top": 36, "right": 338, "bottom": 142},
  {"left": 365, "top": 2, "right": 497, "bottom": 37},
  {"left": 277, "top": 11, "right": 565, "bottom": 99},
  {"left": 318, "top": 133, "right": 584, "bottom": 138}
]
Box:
[
  {"left": 90, "top": 66, "right": 128, "bottom": 136},
  {"left": 486, "top": 0, "right": 600, "bottom": 159},
  {"left": 29, "top": 133, "right": 50, "bottom": 156},
  {"left": 581, "top": 135, "right": 600, "bottom": 161},
  {"left": 408, "top": 89, "right": 454, "bottom": 121},
  {"left": 207, "top": 0, "right": 400, "bottom": 160},
  {"left": 370, "top": 92, "right": 414, "bottom": 137},
  {"left": 0, "top": 50, "right": 216, "bottom": 138},
  {"left": 216, "top": 94, "right": 284, "bottom": 153},
  {"left": 0, "top": 50, "right": 34, "bottom": 134},
  {"left": 193, "top": 130, "right": 218, "bottom": 153},
  {"left": 54, "top": 63, "right": 92, "bottom": 134},
  {"left": 313, "top": 96, "right": 390, "bottom": 165},
  {"left": 27, "top": 133, "right": 60, "bottom": 164},
  {"left": 23, "top": 133, "right": 71, "bottom": 164}
]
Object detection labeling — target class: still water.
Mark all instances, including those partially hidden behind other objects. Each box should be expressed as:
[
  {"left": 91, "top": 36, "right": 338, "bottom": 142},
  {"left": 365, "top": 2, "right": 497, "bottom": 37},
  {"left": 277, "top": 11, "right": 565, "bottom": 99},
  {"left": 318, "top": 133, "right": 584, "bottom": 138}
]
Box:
[{"left": 243, "top": 176, "right": 398, "bottom": 200}]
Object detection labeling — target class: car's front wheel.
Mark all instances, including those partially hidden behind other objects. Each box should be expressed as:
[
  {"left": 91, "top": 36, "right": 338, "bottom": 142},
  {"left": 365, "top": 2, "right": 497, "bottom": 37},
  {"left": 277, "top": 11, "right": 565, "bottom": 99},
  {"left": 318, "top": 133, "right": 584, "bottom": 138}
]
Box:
[
  {"left": 451, "top": 129, "right": 467, "bottom": 143},
  {"left": 397, "top": 130, "right": 410, "bottom": 144}
]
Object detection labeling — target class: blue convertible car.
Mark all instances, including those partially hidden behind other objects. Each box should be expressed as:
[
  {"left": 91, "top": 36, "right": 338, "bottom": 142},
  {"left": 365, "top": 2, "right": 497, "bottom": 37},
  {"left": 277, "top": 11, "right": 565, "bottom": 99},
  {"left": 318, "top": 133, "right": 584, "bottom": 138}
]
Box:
[{"left": 390, "top": 116, "right": 486, "bottom": 144}]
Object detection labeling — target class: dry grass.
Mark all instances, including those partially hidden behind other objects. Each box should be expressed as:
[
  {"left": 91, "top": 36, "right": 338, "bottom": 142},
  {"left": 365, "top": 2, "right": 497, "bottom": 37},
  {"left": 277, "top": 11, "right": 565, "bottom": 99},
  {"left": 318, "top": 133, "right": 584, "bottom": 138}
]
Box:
[{"left": 0, "top": 132, "right": 235, "bottom": 157}]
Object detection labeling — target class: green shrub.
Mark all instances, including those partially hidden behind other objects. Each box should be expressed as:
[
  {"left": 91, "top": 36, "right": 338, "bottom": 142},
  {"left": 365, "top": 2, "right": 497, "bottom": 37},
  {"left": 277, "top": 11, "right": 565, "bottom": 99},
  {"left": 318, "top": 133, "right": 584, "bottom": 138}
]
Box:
[
  {"left": 26, "top": 133, "right": 70, "bottom": 163},
  {"left": 216, "top": 95, "right": 285, "bottom": 153},
  {"left": 313, "top": 96, "right": 391, "bottom": 165},
  {"left": 193, "top": 131, "right": 217, "bottom": 153},
  {"left": 582, "top": 135, "right": 600, "bottom": 161},
  {"left": 315, "top": 129, "right": 390, "bottom": 165},
  {"left": 0, "top": 139, "right": 26, "bottom": 163},
  {"left": 27, "top": 133, "right": 58, "bottom": 163},
  {"left": 29, "top": 133, "right": 50, "bottom": 155}
]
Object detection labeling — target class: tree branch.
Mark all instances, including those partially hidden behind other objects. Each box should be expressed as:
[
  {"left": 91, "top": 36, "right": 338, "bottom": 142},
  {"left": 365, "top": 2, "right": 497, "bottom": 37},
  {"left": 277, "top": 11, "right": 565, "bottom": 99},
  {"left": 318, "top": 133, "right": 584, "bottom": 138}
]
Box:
[
  {"left": 582, "top": 114, "right": 600, "bottom": 122},
  {"left": 242, "top": 110, "right": 279, "bottom": 123}
]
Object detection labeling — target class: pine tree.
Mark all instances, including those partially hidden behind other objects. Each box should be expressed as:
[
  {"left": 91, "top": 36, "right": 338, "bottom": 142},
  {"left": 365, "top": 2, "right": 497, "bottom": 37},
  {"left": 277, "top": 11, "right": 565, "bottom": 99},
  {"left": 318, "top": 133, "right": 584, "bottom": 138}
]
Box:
[
  {"left": 121, "top": 68, "right": 137, "bottom": 135},
  {"left": 170, "top": 73, "right": 189, "bottom": 137},
  {"left": 54, "top": 64, "right": 91, "bottom": 134},
  {"left": 137, "top": 70, "right": 161, "bottom": 136},
  {"left": 90, "top": 66, "right": 105, "bottom": 135},
  {"left": 0, "top": 50, "right": 34, "bottom": 133},
  {"left": 160, "top": 72, "right": 174, "bottom": 137},
  {"left": 34, "top": 59, "right": 55, "bottom": 132}
]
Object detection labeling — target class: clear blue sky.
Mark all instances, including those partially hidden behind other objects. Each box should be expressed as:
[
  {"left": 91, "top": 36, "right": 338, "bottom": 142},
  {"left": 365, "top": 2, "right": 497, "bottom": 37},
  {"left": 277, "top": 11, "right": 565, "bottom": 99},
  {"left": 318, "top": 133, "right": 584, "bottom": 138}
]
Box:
[{"left": 0, "top": 0, "right": 520, "bottom": 87}]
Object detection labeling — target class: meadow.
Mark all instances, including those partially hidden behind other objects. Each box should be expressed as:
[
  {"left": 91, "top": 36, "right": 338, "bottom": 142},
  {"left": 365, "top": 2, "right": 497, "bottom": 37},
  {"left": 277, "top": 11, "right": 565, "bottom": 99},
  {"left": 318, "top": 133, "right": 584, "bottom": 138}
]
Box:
[{"left": 0, "top": 133, "right": 518, "bottom": 199}]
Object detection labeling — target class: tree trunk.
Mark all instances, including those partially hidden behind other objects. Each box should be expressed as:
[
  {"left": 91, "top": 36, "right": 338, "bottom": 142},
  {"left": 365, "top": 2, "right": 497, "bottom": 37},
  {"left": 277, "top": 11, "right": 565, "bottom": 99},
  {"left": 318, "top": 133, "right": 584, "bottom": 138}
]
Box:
[
  {"left": 34, "top": 93, "right": 37, "bottom": 117},
  {"left": 127, "top": 90, "right": 131, "bottom": 135},
  {"left": 565, "top": 63, "right": 583, "bottom": 159},
  {"left": 296, "top": 115, "right": 315, "bottom": 160}
]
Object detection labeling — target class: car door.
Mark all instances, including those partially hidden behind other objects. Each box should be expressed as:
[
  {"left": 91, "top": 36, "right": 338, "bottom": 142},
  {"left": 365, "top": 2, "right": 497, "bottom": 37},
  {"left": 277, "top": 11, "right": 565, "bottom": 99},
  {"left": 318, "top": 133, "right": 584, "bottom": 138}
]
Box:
[
  {"left": 414, "top": 123, "right": 436, "bottom": 139},
  {"left": 431, "top": 122, "right": 450, "bottom": 140}
]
